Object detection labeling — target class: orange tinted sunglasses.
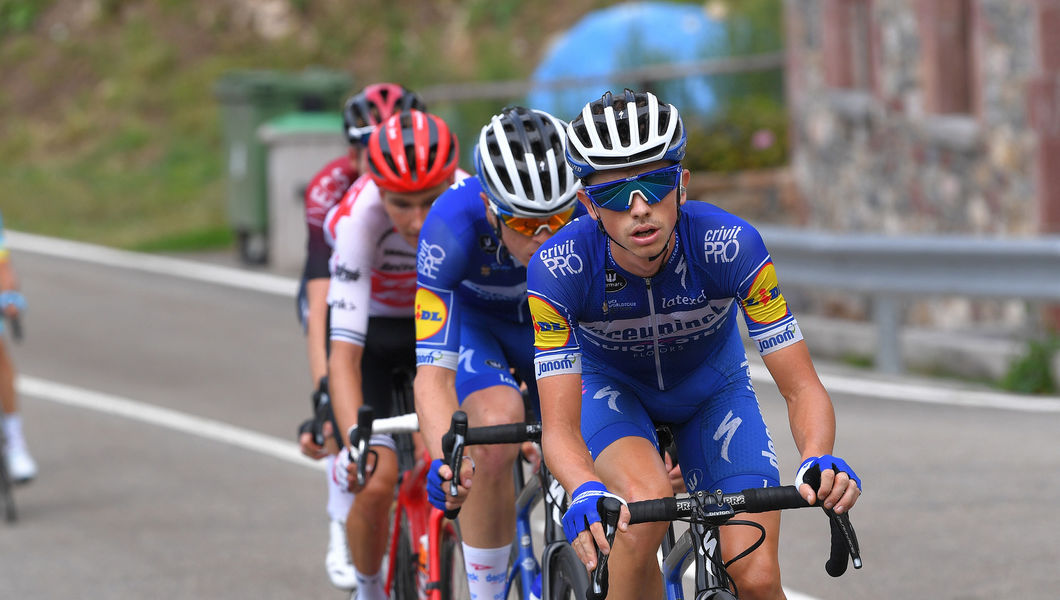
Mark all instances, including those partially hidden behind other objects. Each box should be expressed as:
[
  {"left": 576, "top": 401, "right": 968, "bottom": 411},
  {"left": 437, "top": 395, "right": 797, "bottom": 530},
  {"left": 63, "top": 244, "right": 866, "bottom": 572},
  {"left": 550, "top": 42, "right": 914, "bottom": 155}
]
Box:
[{"left": 499, "top": 207, "right": 577, "bottom": 237}]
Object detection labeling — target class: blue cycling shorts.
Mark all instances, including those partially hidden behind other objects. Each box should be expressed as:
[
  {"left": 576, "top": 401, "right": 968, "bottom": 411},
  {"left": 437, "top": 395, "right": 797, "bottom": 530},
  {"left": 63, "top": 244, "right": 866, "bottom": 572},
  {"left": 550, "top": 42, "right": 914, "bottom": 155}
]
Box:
[
  {"left": 580, "top": 363, "right": 781, "bottom": 494},
  {"left": 455, "top": 311, "right": 540, "bottom": 416}
]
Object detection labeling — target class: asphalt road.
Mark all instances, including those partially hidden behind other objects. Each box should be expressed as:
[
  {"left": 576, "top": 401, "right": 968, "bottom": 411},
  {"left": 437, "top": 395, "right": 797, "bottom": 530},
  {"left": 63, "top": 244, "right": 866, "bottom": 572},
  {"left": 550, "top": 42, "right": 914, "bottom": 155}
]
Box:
[{"left": 1, "top": 240, "right": 1058, "bottom": 599}]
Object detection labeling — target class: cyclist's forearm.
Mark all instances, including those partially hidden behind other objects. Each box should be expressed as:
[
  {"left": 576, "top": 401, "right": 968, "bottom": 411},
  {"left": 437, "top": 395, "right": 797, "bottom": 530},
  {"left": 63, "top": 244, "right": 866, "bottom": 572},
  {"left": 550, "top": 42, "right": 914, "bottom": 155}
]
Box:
[
  {"left": 538, "top": 373, "right": 600, "bottom": 492},
  {"left": 0, "top": 259, "right": 16, "bottom": 291},
  {"left": 762, "top": 342, "right": 836, "bottom": 458},
  {"left": 413, "top": 364, "right": 459, "bottom": 459},
  {"left": 328, "top": 341, "right": 365, "bottom": 448},
  {"left": 304, "top": 278, "right": 330, "bottom": 383}
]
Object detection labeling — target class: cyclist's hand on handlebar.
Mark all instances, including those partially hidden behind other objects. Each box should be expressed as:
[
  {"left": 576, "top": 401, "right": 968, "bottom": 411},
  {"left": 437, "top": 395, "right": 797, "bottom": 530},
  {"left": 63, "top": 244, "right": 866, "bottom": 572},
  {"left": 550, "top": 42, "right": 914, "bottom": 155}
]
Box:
[
  {"left": 663, "top": 450, "right": 685, "bottom": 495},
  {"left": 427, "top": 457, "right": 474, "bottom": 511},
  {"left": 562, "top": 482, "right": 629, "bottom": 570},
  {"left": 796, "top": 455, "right": 862, "bottom": 514},
  {"left": 333, "top": 447, "right": 372, "bottom": 493},
  {"left": 298, "top": 419, "right": 336, "bottom": 459}
]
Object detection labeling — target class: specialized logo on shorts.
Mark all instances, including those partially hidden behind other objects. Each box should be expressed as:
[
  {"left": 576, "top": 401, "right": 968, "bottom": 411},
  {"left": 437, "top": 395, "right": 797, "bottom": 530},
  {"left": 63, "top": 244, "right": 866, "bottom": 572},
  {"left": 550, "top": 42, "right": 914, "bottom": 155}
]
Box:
[
  {"left": 528, "top": 295, "right": 571, "bottom": 350},
  {"left": 740, "top": 262, "right": 788, "bottom": 324},
  {"left": 417, "top": 240, "right": 446, "bottom": 279},
  {"left": 415, "top": 287, "right": 448, "bottom": 341}
]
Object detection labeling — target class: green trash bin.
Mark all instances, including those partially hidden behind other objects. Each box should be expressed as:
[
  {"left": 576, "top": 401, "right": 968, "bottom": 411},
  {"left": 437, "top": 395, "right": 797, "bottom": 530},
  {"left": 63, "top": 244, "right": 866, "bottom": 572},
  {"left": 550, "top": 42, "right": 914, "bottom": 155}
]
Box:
[{"left": 214, "top": 68, "right": 352, "bottom": 264}]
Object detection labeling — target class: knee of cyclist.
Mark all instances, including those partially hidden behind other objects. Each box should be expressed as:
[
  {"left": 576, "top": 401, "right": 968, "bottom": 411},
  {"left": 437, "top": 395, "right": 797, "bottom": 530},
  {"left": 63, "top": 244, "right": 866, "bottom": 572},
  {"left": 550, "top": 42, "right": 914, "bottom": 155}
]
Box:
[
  {"left": 730, "top": 569, "right": 782, "bottom": 600},
  {"left": 468, "top": 442, "right": 519, "bottom": 477},
  {"left": 607, "top": 473, "right": 672, "bottom": 506}
]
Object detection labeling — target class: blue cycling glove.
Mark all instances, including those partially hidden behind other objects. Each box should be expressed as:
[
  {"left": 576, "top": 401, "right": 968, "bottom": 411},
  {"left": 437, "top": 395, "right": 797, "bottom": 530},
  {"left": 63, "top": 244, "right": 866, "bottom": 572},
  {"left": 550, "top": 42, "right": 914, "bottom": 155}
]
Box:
[
  {"left": 561, "top": 481, "right": 625, "bottom": 544},
  {"left": 0, "top": 291, "right": 26, "bottom": 311},
  {"left": 427, "top": 458, "right": 450, "bottom": 511},
  {"left": 795, "top": 454, "right": 862, "bottom": 491}
]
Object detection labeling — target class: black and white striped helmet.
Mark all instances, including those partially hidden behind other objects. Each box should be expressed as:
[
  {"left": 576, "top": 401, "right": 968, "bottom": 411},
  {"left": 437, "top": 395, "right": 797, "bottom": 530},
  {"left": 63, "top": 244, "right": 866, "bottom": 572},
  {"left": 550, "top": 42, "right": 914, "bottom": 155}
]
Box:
[
  {"left": 565, "top": 89, "right": 686, "bottom": 179},
  {"left": 474, "top": 107, "right": 580, "bottom": 218}
]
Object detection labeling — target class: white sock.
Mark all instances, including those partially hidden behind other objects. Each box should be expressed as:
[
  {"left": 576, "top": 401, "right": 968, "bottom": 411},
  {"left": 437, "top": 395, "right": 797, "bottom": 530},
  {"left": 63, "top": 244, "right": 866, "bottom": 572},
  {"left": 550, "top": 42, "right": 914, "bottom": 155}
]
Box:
[
  {"left": 327, "top": 455, "right": 355, "bottom": 521},
  {"left": 3, "top": 413, "right": 23, "bottom": 449},
  {"left": 462, "top": 542, "right": 510, "bottom": 600},
  {"left": 352, "top": 569, "right": 385, "bottom": 600}
]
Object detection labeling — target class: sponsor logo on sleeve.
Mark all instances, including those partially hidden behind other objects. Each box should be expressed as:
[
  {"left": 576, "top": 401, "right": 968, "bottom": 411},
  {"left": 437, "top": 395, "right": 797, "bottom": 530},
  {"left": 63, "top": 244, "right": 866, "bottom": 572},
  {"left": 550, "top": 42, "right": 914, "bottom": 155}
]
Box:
[
  {"left": 536, "top": 353, "right": 579, "bottom": 378},
  {"left": 703, "top": 225, "right": 742, "bottom": 263},
  {"left": 415, "top": 287, "right": 449, "bottom": 341},
  {"left": 740, "top": 262, "right": 788, "bottom": 324},
  {"left": 539, "top": 239, "right": 583, "bottom": 277},
  {"left": 528, "top": 295, "right": 571, "bottom": 350},
  {"left": 416, "top": 349, "right": 444, "bottom": 365},
  {"left": 417, "top": 240, "right": 446, "bottom": 279},
  {"left": 756, "top": 323, "right": 799, "bottom": 353}
]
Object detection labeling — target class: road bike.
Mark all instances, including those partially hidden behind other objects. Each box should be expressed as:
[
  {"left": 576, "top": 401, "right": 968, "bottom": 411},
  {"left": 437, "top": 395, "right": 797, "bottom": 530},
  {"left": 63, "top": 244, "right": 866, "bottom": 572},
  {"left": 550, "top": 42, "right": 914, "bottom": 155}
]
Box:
[
  {"left": 443, "top": 410, "right": 589, "bottom": 600},
  {"left": 0, "top": 313, "right": 22, "bottom": 523},
  {"left": 586, "top": 464, "right": 862, "bottom": 600},
  {"left": 346, "top": 367, "right": 468, "bottom": 600}
]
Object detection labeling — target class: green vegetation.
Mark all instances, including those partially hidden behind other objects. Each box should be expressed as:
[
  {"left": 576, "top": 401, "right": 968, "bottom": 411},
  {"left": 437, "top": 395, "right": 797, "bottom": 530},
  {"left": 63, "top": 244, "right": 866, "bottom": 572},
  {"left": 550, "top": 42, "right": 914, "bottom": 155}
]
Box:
[
  {"left": 1000, "top": 335, "right": 1059, "bottom": 395},
  {"left": 1, "top": 0, "right": 784, "bottom": 251}
]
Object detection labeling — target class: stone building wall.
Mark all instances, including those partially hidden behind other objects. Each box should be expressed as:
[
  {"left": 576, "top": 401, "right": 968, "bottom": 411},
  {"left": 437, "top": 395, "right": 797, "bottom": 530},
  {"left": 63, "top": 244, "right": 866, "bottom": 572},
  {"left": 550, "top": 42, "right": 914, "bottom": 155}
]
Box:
[{"left": 784, "top": 0, "right": 1041, "bottom": 236}]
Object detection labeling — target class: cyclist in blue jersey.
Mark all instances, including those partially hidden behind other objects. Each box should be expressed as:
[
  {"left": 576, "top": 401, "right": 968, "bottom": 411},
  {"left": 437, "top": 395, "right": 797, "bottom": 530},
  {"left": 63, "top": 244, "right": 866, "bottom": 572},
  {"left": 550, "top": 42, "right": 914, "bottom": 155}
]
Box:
[
  {"left": 526, "top": 90, "right": 861, "bottom": 600},
  {"left": 0, "top": 211, "right": 35, "bottom": 483},
  {"left": 414, "top": 107, "right": 582, "bottom": 600}
]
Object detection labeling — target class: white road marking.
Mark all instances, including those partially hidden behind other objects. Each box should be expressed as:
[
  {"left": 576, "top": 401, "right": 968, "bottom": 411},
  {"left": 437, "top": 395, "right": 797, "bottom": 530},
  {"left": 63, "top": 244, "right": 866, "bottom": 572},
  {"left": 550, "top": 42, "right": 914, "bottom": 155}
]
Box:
[
  {"left": 5, "top": 230, "right": 297, "bottom": 297},
  {"left": 17, "top": 375, "right": 326, "bottom": 473}
]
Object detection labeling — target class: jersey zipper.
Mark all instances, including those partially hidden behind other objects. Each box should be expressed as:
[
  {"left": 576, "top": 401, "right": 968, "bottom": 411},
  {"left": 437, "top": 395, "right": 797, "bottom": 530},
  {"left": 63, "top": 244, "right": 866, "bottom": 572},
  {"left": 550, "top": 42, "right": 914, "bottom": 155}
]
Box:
[{"left": 643, "top": 277, "right": 665, "bottom": 390}]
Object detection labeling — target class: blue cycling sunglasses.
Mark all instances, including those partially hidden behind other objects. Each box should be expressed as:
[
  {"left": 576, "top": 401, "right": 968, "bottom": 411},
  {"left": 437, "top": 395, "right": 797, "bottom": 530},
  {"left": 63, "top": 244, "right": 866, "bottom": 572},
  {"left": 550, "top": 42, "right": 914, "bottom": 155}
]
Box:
[{"left": 582, "top": 163, "right": 683, "bottom": 211}]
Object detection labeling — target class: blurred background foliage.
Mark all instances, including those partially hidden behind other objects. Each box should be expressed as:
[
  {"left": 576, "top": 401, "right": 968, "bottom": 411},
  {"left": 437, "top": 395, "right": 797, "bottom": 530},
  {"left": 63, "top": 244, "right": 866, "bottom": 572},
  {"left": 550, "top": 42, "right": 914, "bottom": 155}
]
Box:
[{"left": 0, "top": 0, "right": 784, "bottom": 250}]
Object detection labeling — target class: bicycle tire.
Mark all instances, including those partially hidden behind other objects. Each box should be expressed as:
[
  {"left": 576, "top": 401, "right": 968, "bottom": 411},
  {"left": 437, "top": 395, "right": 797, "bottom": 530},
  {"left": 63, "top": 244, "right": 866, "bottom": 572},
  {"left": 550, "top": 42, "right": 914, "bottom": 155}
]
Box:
[
  {"left": 545, "top": 543, "right": 588, "bottom": 600},
  {"left": 0, "top": 431, "right": 17, "bottom": 523},
  {"left": 438, "top": 521, "right": 468, "bottom": 600},
  {"left": 392, "top": 512, "right": 419, "bottom": 600}
]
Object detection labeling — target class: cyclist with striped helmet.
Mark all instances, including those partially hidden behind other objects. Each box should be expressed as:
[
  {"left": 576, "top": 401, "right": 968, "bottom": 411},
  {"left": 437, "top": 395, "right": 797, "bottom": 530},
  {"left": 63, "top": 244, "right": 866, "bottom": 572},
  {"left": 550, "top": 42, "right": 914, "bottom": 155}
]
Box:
[
  {"left": 413, "top": 106, "right": 583, "bottom": 600},
  {"left": 295, "top": 83, "right": 426, "bottom": 592},
  {"left": 527, "top": 90, "right": 861, "bottom": 600},
  {"left": 326, "top": 109, "right": 468, "bottom": 600}
]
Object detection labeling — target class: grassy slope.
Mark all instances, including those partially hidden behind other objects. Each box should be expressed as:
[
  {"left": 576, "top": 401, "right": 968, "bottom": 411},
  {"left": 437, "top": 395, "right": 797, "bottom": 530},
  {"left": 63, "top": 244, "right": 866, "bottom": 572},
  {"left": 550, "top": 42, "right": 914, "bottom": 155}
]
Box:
[{"left": 0, "top": 0, "right": 608, "bottom": 249}]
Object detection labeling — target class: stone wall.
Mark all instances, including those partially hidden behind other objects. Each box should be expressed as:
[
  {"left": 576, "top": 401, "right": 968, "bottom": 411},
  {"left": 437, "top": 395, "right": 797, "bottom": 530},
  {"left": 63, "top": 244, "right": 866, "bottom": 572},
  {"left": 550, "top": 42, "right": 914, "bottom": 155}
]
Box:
[{"left": 785, "top": 0, "right": 1040, "bottom": 236}]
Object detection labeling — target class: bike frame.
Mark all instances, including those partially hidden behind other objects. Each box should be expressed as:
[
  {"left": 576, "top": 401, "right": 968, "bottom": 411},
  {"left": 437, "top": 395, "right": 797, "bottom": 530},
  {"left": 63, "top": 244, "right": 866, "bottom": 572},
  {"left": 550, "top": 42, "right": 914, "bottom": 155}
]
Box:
[{"left": 384, "top": 452, "right": 454, "bottom": 600}]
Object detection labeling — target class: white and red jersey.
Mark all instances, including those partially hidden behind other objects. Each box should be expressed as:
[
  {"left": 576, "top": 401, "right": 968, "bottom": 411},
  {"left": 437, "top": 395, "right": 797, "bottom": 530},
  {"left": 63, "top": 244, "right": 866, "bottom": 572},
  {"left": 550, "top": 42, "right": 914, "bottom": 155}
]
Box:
[
  {"left": 303, "top": 155, "right": 358, "bottom": 280},
  {"left": 325, "top": 170, "right": 469, "bottom": 346}
]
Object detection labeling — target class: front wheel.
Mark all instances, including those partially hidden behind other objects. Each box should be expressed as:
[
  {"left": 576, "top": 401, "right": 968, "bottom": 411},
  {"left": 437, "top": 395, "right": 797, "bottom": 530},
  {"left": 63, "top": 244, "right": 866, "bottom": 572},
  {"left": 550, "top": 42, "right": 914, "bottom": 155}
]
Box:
[{"left": 544, "top": 543, "right": 588, "bottom": 600}]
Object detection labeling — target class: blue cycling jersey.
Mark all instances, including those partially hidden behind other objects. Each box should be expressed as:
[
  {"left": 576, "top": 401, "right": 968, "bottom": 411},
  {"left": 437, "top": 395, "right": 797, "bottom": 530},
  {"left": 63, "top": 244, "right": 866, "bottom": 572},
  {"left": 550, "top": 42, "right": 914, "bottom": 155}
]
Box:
[
  {"left": 414, "top": 176, "right": 532, "bottom": 369},
  {"left": 526, "top": 201, "right": 803, "bottom": 391},
  {"left": 415, "top": 176, "right": 587, "bottom": 371}
]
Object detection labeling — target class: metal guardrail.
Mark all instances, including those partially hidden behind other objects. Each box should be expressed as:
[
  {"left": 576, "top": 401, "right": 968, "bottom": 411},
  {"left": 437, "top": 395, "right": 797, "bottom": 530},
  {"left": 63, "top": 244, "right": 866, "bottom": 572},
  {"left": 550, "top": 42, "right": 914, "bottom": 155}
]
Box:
[{"left": 758, "top": 226, "right": 1060, "bottom": 373}]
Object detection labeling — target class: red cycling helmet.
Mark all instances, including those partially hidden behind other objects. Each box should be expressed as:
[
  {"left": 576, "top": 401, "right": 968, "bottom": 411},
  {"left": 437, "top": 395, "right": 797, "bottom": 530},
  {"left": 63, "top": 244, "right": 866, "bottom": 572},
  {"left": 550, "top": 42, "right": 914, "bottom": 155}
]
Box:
[
  {"left": 342, "top": 83, "right": 427, "bottom": 146},
  {"left": 367, "top": 110, "right": 459, "bottom": 194}
]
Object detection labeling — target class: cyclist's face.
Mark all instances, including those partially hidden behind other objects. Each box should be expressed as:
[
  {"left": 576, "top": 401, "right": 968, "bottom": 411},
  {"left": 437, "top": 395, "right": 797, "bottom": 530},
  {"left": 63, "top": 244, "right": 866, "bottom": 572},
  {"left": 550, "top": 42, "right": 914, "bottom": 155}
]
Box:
[
  {"left": 381, "top": 178, "right": 452, "bottom": 247},
  {"left": 481, "top": 193, "right": 558, "bottom": 266},
  {"left": 579, "top": 160, "right": 689, "bottom": 275}
]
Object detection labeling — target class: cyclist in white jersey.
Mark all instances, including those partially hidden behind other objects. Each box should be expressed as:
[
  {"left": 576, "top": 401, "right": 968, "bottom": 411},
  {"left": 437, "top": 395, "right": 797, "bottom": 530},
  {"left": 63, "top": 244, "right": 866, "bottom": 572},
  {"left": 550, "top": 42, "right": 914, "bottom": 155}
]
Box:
[
  {"left": 0, "top": 211, "right": 35, "bottom": 482},
  {"left": 326, "top": 109, "right": 468, "bottom": 600},
  {"left": 296, "top": 84, "right": 426, "bottom": 591}
]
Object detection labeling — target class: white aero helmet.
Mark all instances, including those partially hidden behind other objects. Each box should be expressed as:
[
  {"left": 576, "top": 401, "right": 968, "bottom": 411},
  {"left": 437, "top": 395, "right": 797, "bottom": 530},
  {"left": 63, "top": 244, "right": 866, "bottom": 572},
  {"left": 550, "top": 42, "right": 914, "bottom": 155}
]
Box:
[
  {"left": 474, "top": 106, "right": 581, "bottom": 218},
  {"left": 565, "top": 89, "right": 687, "bottom": 179}
]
